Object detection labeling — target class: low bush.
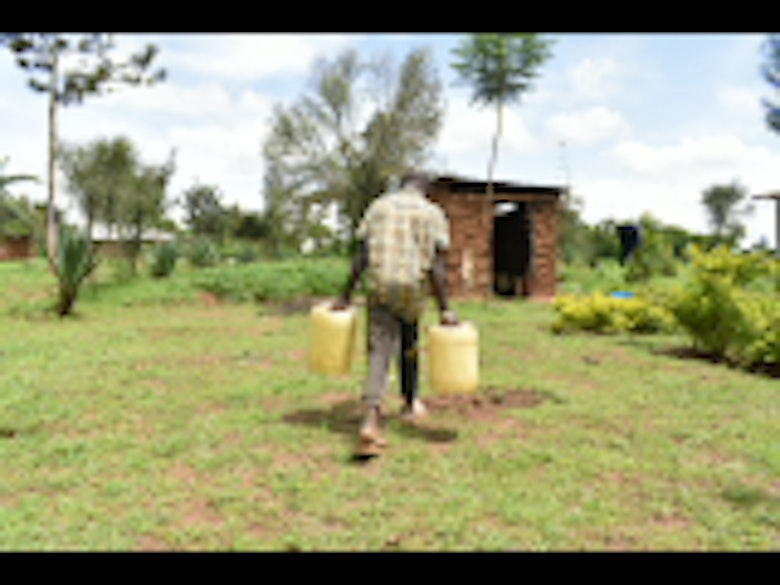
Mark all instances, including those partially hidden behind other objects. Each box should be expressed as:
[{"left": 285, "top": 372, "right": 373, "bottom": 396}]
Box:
[
  {"left": 189, "top": 256, "right": 350, "bottom": 303},
  {"left": 188, "top": 237, "right": 220, "bottom": 268},
  {"left": 666, "top": 246, "right": 780, "bottom": 367},
  {"left": 552, "top": 291, "right": 675, "bottom": 335},
  {"left": 562, "top": 259, "right": 628, "bottom": 295},
  {"left": 57, "top": 227, "right": 99, "bottom": 317},
  {"left": 149, "top": 241, "right": 178, "bottom": 279}
]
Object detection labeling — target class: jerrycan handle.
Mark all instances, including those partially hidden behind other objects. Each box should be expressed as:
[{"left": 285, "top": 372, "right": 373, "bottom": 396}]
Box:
[{"left": 440, "top": 310, "right": 459, "bottom": 326}]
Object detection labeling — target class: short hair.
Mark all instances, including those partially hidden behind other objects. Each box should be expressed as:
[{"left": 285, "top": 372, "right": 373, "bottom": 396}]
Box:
[{"left": 400, "top": 170, "right": 430, "bottom": 190}]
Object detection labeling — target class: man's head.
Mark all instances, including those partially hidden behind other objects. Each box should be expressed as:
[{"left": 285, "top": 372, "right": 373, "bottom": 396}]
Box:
[{"left": 400, "top": 170, "right": 430, "bottom": 194}]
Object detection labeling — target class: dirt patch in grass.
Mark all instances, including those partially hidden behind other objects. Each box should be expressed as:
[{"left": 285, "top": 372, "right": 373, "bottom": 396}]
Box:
[
  {"left": 201, "top": 292, "right": 220, "bottom": 307},
  {"left": 267, "top": 296, "right": 332, "bottom": 315},
  {"left": 283, "top": 388, "right": 546, "bottom": 453},
  {"left": 136, "top": 534, "right": 171, "bottom": 551},
  {"left": 655, "top": 346, "right": 780, "bottom": 379},
  {"left": 425, "top": 388, "right": 545, "bottom": 422}
]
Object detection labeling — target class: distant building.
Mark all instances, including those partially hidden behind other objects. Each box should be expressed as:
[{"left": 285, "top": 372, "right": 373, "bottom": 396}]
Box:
[
  {"left": 752, "top": 191, "right": 780, "bottom": 256},
  {"left": 428, "top": 176, "right": 565, "bottom": 301},
  {"left": 90, "top": 224, "right": 175, "bottom": 257},
  {"left": 0, "top": 235, "right": 33, "bottom": 261}
]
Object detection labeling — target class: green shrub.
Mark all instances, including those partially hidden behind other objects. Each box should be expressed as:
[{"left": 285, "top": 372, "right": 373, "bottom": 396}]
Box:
[
  {"left": 686, "top": 245, "right": 772, "bottom": 286},
  {"left": 739, "top": 294, "right": 780, "bottom": 366},
  {"left": 667, "top": 273, "right": 750, "bottom": 357},
  {"left": 188, "top": 237, "right": 220, "bottom": 268},
  {"left": 593, "top": 259, "right": 629, "bottom": 292},
  {"left": 665, "top": 245, "right": 779, "bottom": 366},
  {"left": 149, "top": 241, "right": 178, "bottom": 279},
  {"left": 235, "top": 244, "right": 257, "bottom": 264},
  {"left": 188, "top": 257, "right": 350, "bottom": 303},
  {"left": 562, "top": 259, "right": 628, "bottom": 294},
  {"left": 57, "top": 227, "right": 99, "bottom": 317},
  {"left": 552, "top": 292, "right": 675, "bottom": 335}
]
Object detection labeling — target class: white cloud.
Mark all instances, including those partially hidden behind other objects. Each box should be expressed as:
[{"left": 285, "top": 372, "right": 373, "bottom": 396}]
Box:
[
  {"left": 567, "top": 56, "right": 623, "bottom": 101},
  {"left": 577, "top": 177, "right": 706, "bottom": 230},
  {"left": 158, "top": 34, "right": 359, "bottom": 83},
  {"left": 611, "top": 134, "right": 773, "bottom": 177},
  {"left": 717, "top": 85, "right": 762, "bottom": 114},
  {"left": 547, "top": 106, "right": 632, "bottom": 146},
  {"left": 572, "top": 134, "right": 780, "bottom": 245},
  {"left": 436, "top": 94, "right": 541, "bottom": 161},
  {"left": 35, "top": 79, "right": 278, "bottom": 219},
  {"left": 92, "top": 81, "right": 237, "bottom": 118},
  {"left": 577, "top": 174, "right": 777, "bottom": 247}
]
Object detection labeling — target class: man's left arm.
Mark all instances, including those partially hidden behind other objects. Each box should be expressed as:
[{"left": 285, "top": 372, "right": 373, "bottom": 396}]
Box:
[
  {"left": 333, "top": 239, "right": 368, "bottom": 310},
  {"left": 429, "top": 207, "right": 458, "bottom": 325}
]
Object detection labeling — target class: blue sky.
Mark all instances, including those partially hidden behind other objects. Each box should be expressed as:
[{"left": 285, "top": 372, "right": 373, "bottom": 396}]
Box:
[{"left": 1, "top": 33, "right": 778, "bottom": 246}]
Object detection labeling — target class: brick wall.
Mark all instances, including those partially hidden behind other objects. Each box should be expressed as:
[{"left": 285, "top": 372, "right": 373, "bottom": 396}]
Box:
[
  {"left": 524, "top": 201, "right": 558, "bottom": 299},
  {"left": 0, "top": 236, "right": 32, "bottom": 261},
  {"left": 429, "top": 190, "right": 492, "bottom": 299},
  {"left": 429, "top": 185, "right": 560, "bottom": 300}
]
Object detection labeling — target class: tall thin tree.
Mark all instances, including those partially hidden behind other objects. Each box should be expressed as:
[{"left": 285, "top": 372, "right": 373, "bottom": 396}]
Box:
[
  {"left": 701, "top": 181, "right": 753, "bottom": 245},
  {"left": 450, "top": 33, "right": 554, "bottom": 228},
  {"left": 262, "top": 46, "right": 443, "bottom": 253},
  {"left": 761, "top": 34, "right": 780, "bottom": 133},
  {"left": 0, "top": 33, "right": 165, "bottom": 275}
]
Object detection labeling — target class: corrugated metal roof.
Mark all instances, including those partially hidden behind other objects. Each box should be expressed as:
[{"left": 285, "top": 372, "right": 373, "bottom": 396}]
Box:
[
  {"left": 752, "top": 192, "right": 780, "bottom": 200},
  {"left": 90, "top": 224, "right": 175, "bottom": 242},
  {"left": 433, "top": 175, "right": 565, "bottom": 196}
]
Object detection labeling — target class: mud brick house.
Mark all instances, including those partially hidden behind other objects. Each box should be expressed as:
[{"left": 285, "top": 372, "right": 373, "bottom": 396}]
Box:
[
  {"left": 0, "top": 235, "right": 33, "bottom": 261},
  {"left": 428, "top": 176, "right": 565, "bottom": 301}
]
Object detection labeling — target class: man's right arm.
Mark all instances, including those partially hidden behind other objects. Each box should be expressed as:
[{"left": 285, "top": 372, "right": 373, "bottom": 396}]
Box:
[
  {"left": 430, "top": 247, "right": 458, "bottom": 325},
  {"left": 333, "top": 239, "right": 368, "bottom": 310}
]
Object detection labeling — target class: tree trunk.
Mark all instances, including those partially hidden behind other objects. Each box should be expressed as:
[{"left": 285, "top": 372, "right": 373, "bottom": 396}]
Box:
[
  {"left": 487, "top": 102, "right": 503, "bottom": 195},
  {"left": 58, "top": 287, "right": 77, "bottom": 318},
  {"left": 775, "top": 198, "right": 780, "bottom": 258},
  {"left": 483, "top": 102, "right": 503, "bottom": 297},
  {"left": 46, "top": 50, "right": 60, "bottom": 276},
  {"left": 86, "top": 212, "right": 94, "bottom": 244}
]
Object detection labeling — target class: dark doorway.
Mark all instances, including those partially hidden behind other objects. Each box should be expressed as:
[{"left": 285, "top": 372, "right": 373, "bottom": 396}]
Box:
[{"left": 493, "top": 202, "right": 532, "bottom": 297}]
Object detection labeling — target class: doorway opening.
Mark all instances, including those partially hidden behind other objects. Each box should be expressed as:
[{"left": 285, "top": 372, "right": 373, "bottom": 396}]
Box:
[{"left": 493, "top": 202, "right": 532, "bottom": 297}]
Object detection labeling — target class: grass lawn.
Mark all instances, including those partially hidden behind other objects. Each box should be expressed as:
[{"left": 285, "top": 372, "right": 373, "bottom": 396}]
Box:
[{"left": 1, "top": 259, "right": 778, "bottom": 550}]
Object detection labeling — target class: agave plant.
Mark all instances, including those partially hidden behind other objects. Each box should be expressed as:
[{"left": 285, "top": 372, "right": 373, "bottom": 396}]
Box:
[
  {"left": 57, "top": 226, "right": 99, "bottom": 317},
  {"left": 149, "top": 240, "right": 178, "bottom": 278}
]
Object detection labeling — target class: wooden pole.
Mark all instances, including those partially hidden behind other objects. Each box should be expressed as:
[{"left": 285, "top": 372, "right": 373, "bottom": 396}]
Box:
[{"left": 752, "top": 193, "right": 780, "bottom": 257}]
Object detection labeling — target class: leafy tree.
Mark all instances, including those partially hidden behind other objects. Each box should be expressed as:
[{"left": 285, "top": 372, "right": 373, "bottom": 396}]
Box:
[
  {"left": 761, "top": 34, "right": 780, "bottom": 133},
  {"left": 624, "top": 213, "right": 679, "bottom": 282},
  {"left": 0, "top": 157, "right": 38, "bottom": 239},
  {"left": 450, "top": 34, "right": 554, "bottom": 215},
  {"left": 262, "top": 46, "right": 444, "bottom": 253},
  {"left": 119, "top": 149, "right": 176, "bottom": 275},
  {"left": 701, "top": 181, "right": 753, "bottom": 245},
  {"left": 58, "top": 137, "right": 138, "bottom": 242},
  {"left": 232, "top": 209, "right": 269, "bottom": 240},
  {"left": 586, "top": 218, "right": 622, "bottom": 265},
  {"left": 59, "top": 136, "right": 174, "bottom": 276},
  {"left": 181, "top": 182, "right": 233, "bottom": 241},
  {"left": 56, "top": 225, "right": 98, "bottom": 317},
  {"left": 0, "top": 156, "right": 37, "bottom": 194},
  {"left": 0, "top": 33, "right": 165, "bottom": 275},
  {"left": 0, "top": 195, "right": 38, "bottom": 240}
]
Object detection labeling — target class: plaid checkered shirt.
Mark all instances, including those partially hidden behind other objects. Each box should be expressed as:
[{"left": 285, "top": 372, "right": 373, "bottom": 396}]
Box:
[{"left": 356, "top": 187, "right": 450, "bottom": 322}]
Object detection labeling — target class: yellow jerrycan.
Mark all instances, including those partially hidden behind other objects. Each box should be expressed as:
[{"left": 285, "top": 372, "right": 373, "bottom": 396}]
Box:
[
  {"left": 428, "top": 321, "right": 479, "bottom": 394},
  {"left": 310, "top": 302, "right": 358, "bottom": 376}
]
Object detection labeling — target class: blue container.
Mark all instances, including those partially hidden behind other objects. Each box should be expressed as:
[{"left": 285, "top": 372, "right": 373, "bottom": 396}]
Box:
[{"left": 612, "top": 291, "right": 635, "bottom": 299}]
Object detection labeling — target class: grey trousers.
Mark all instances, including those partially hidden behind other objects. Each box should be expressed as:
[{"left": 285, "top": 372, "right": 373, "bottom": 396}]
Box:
[{"left": 362, "top": 302, "right": 419, "bottom": 409}]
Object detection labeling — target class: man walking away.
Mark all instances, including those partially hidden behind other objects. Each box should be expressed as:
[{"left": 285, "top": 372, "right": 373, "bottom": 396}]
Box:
[{"left": 334, "top": 171, "right": 458, "bottom": 456}]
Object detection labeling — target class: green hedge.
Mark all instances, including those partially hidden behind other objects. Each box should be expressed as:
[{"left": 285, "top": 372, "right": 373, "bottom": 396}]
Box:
[
  {"left": 554, "top": 246, "right": 780, "bottom": 369},
  {"left": 666, "top": 246, "right": 779, "bottom": 366},
  {"left": 552, "top": 292, "right": 675, "bottom": 335},
  {"left": 188, "top": 256, "right": 350, "bottom": 302}
]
